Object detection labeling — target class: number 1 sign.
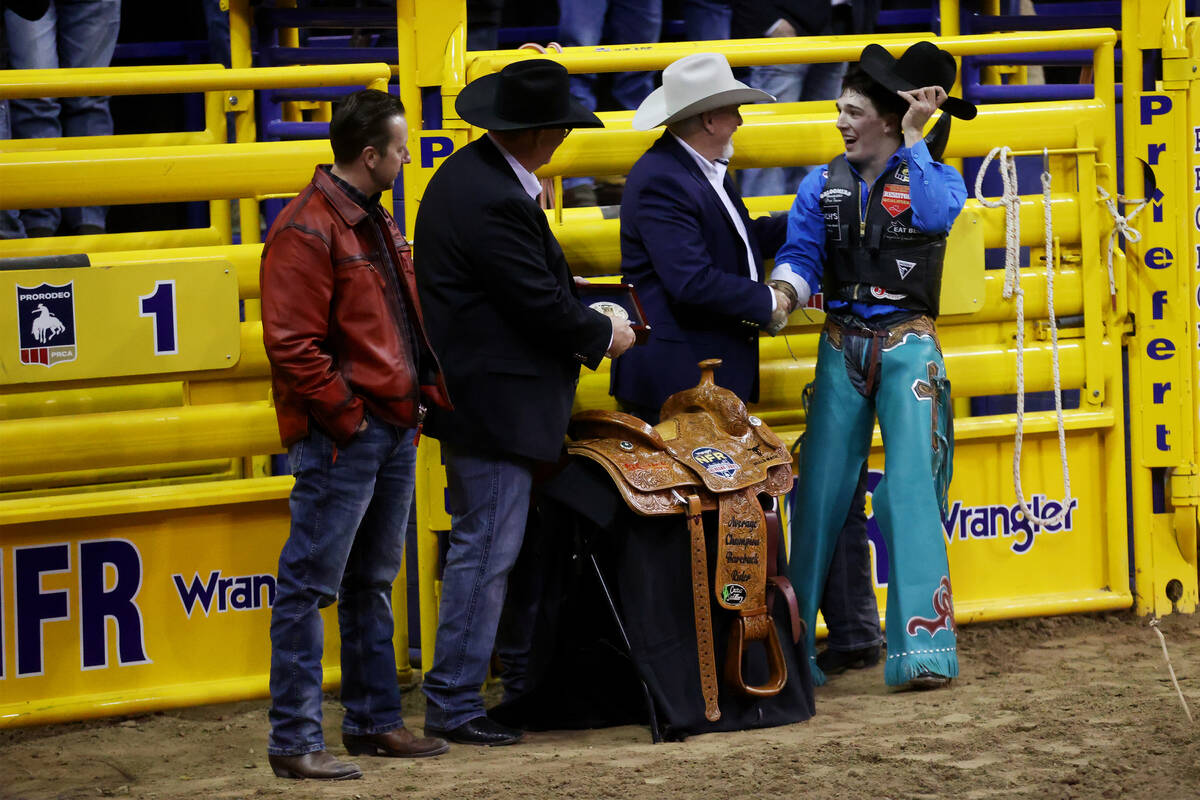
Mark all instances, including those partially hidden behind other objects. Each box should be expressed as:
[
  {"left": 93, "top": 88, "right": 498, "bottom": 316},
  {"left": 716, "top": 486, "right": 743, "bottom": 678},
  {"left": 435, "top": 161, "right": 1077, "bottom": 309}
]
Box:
[{"left": 2, "top": 260, "right": 240, "bottom": 384}]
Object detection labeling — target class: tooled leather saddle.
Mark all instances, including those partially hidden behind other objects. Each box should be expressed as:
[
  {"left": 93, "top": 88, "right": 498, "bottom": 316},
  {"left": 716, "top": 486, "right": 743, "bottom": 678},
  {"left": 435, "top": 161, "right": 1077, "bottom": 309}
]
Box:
[{"left": 566, "top": 359, "right": 798, "bottom": 722}]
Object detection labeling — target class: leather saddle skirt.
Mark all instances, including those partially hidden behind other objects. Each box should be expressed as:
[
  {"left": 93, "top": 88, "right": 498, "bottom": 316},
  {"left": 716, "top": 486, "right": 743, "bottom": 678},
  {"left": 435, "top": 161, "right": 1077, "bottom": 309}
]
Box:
[{"left": 567, "top": 359, "right": 795, "bottom": 722}]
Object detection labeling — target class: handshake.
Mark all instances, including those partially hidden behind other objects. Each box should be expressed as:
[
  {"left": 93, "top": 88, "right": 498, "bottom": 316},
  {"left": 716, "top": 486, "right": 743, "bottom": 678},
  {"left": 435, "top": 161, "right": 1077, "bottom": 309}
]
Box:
[{"left": 766, "top": 280, "right": 799, "bottom": 336}]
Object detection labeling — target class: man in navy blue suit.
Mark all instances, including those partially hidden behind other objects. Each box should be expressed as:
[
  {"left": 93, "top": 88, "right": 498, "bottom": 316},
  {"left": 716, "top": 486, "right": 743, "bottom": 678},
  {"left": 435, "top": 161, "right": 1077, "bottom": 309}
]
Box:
[{"left": 611, "top": 52, "right": 790, "bottom": 421}]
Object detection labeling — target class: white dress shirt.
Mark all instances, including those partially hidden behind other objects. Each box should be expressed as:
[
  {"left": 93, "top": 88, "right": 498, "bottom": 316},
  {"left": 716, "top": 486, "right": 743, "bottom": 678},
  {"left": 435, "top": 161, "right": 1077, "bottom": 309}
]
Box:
[
  {"left": 669, "top": 132, "right": 760, "bottom": 283},
  {"left": 489, "top": 133, "right": 543, "bottom": 200}
]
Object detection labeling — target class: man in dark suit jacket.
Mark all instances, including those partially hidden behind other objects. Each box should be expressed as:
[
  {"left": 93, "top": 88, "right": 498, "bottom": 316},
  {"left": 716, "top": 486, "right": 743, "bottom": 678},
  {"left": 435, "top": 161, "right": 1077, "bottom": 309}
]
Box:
[
  {"left": 612, "top": 52, "right": 790, "bottom": 419},
  {"left": 414, "top": 59, "right": 635, "bottom": 747}
]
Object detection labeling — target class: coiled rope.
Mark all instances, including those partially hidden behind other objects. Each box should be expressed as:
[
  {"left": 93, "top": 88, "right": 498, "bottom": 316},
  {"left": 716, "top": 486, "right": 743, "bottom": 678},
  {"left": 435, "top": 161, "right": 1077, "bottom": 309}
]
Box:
[{"left": 973, "top": 146, "right": 1072, "bottom": 526}]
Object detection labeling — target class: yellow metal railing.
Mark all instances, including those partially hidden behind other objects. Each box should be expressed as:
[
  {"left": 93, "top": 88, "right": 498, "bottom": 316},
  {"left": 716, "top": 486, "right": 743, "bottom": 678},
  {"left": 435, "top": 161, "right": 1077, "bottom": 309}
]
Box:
[
  {"left": 408, "top": 23, "right": 1142, "bottom": 666},
  {"left": 4, "top": 0, "right": 1196, "bottom": 730},
  {"left": 0, "top": 62, "right": 392, "bottom": 255}
]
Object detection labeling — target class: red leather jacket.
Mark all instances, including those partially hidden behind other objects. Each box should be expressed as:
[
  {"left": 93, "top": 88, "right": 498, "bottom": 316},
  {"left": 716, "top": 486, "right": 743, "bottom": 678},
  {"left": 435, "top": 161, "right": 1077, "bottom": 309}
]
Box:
[{"left": 261, "top": 166, "right": 449, "bottom": 447}]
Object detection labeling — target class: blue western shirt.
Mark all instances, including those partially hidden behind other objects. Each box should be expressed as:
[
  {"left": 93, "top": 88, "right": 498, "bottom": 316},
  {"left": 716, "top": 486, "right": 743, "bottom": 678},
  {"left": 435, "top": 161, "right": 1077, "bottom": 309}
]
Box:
[{"left": 771, "top": 138, "right": 967, "bottom": 318}]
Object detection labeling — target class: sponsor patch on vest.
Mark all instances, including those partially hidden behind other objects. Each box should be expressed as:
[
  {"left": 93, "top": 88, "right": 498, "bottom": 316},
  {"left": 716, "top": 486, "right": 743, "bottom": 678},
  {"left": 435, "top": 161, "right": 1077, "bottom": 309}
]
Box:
[
  {"left": 691, "top": 446, "right": 739, "bottom": 478},
  {"left": 894, "top": 161, "right": 910, "bottom": 184},
  {"left": 823, "top": 205, "right": 841, "bottom": 241},
  {"left": 721, "top": 583, "right": 747, "bottom": 606},
  {"left": 820, "top": 186, "right": 851, "bottom": 203},
  {"left": 869, "top": 286, "right": 907, "bottom": 301},
  {"left": 881, "top": 184, "right": 911, "bottom": 217},
  {"left": 896, "top": 259, "right": 916, "bottom": 279},
  {"left": 886, "top": 221, "right": 921, "bottom": 237},
  {"left": 17, "top": 281, "right": 77, "bottom": 367}
]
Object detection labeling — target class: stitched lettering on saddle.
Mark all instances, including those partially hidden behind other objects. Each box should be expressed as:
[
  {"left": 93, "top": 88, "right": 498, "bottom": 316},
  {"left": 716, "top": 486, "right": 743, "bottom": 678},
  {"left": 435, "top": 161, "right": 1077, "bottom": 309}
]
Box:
[{"left": 905, "top": 575, "right": 956, "bottom": 636}]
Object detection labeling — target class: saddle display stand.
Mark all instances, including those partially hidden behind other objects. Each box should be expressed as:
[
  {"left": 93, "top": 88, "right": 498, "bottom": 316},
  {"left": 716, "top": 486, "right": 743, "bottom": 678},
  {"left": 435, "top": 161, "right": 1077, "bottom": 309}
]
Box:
[{"left": 567, "top": 359, "right": 796, "bottom": 722}]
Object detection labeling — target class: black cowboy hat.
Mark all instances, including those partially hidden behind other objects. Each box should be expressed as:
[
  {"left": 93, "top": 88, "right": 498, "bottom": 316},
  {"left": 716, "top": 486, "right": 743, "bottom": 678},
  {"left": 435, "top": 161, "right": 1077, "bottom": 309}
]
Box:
[
  {"left": 456, "top": 60, "right": 604, "bottom": 131},
  {"left": 859, "top": 41, "right": 977, "bottom": 121}
]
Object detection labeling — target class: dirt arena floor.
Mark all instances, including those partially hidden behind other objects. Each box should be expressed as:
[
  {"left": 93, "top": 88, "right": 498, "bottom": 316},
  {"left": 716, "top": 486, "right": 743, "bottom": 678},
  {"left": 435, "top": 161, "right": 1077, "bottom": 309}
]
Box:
[{"left": 2, "top": 610, "right": 1198, "bottom": 800}]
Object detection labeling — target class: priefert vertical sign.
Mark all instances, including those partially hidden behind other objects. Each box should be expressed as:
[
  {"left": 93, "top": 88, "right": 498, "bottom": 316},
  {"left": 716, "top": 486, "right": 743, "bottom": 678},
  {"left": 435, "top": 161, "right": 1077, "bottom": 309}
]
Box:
[{"left": 1136, "top": 93, "right": 1189, "bottom": 466}]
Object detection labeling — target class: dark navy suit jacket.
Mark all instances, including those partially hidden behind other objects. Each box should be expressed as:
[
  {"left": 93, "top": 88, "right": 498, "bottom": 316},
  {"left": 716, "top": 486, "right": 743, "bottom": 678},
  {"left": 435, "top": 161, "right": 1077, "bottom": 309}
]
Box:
[{"left": 611, "top": 132, "right": 786, "bottom": 410}]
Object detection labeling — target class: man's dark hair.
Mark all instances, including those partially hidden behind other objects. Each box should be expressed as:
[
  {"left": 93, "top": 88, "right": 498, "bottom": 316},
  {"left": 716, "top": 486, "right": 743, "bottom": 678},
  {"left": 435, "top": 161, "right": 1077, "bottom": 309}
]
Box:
[
  {"left": 841, "top": 65, "right": 907, "bottom": 130},
  {"left": 330, "top": 89, "right": 406, "bottom": 164}
]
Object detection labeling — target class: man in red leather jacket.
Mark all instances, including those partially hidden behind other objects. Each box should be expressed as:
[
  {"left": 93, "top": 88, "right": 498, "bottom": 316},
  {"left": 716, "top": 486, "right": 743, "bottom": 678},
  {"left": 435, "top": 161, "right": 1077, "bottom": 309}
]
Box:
[{"left": 260, "top": 89, "right": 451, "bottom": 780}]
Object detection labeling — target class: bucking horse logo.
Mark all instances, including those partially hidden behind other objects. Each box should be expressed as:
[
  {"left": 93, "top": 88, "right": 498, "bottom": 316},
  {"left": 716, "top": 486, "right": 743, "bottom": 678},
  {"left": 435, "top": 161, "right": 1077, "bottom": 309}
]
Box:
[{"left": 31, "top": 303, "right": 66, "bottom": 343}]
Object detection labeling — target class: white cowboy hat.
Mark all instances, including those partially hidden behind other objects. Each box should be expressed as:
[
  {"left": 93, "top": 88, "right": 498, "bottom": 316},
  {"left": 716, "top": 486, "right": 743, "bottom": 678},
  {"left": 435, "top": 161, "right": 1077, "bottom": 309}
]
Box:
[{"left": 632, "top": 52, "right": 775, "bottom": 131}]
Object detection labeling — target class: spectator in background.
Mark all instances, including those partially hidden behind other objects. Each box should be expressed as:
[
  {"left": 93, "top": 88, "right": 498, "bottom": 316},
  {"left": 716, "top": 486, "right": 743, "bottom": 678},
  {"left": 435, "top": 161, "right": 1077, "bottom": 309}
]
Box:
[
  {"left": 201, "top": 0, "right": 229, "bottom": 67},
  {"left": 3, "top": 0, "right": 121, "bottom": 237},
  {"left": 467, "top": 0, "right": 504, "bottom": 51},
  {"left": 1, "top": 0, "right": 50, "bottom": 239},
  {"left": 681, "top": 0, "right": 729, "bottom": 42},
  {"left": 737, "top": 0, "right": 881, "bottom": 198},
  {"left": 557, "top": 0, "right": 662, "bottom": 206}
]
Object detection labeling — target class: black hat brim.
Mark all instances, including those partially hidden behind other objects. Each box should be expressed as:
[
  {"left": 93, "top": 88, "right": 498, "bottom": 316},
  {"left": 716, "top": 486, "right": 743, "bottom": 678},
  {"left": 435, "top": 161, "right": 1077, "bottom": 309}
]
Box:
[
  {"left": 455, "top": 72, "right": 604, "bottom": 131},
  {"left": 859, "top": 43, "right": 978, "bottom": 121}
]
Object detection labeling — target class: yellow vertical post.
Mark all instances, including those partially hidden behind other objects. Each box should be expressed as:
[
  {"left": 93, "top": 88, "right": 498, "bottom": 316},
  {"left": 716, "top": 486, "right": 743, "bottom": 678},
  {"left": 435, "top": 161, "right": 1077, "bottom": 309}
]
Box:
[
  {"left": 939, "top": 0, "right": 960, "bottom": 37},
  {"left": 1090, "top": 38, "right": 1132, "bottom": 601},
  {"left": 276, "top": 0, "right": 302, "bottom": 124},
  {"left": 1122, "top": 0, "right": 1200, "bottom": 614},
  {"left": 980, "top": 0, "right": 1003, "bottom": 86},
  {"left": 1176, "top": 18, "right": 1200, "bottom": 583},
  {"left": 228, "top": 0, "right": 261, "bottom": 245},
  {"left": 398, "top": 0, "right": 469, "bottom": 679}
]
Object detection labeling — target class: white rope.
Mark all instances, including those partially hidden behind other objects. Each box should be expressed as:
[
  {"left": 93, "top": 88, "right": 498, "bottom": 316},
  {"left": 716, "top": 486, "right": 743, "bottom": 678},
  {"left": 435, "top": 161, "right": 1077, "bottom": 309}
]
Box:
[
  {"left": 1096, "top": 186, "right": 1147, "bottom": 310},
  {"left": 974, "top": 147, "right": 1072, "bottom": 526},
  {"left": 1149, "top": 618, "right": 1194, "bottom": 723}
]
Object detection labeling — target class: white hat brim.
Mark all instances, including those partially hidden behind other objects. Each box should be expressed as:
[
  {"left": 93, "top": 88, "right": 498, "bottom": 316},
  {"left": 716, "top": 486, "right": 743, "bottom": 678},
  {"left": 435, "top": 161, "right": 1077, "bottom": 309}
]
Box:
[{"left": 632, "top": 86, "right": 775, "bottom": 131}]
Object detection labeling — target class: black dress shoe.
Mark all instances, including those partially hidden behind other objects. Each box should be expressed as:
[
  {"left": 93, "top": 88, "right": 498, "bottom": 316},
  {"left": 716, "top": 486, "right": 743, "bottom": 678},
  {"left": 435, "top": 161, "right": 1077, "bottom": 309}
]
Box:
[
  {"left": 425, "top": 716, "right": 524, "bottom": 746},
  {"left": 343, "top": 728, "right": 449, "bottom": 758},
  {"left": 268, "top": 749, "right": 362, "bottom": 780},
  {"left": 815, "top": 644, "right": 882, "bottom": 675}
]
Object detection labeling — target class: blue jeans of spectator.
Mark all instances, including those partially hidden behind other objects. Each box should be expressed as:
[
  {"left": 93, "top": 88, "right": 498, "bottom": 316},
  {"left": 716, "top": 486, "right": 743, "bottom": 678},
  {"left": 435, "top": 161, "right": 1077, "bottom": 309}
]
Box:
[
  {"left": 0, "top": 97, "right": 22, "bottom": 237},
  {"left": 422, "top": 443, "right": 533, "bottom": 730},
  {"left": 0, "top": 31, "right": 23, "bottom": 239},
  {"left": 202, "top": 0, "right": 231, "bottom": 67},
  {"left": 267, "top": 413, "right": 417, "bottom": 756},
  {"left": 821, "top": 463, "right": 884, "bottom": 652},
  {"left": 682, "top": 0, "right": 730, "bottom": 42},
  {"left": 4, "top": 0, "right": 120, "bottom": 234},
  {"left": 739, "top": 61, "right": 849, "bottom": 197},
  {"left": 558, "top": 0, "right": 661, "bottom": 192}
]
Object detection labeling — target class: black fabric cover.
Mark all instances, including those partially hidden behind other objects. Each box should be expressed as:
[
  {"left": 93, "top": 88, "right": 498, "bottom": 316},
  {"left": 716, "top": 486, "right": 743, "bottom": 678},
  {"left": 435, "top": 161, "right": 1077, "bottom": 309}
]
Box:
[{"left": 492, "top": 459, "right": 816, "bottom": 741}]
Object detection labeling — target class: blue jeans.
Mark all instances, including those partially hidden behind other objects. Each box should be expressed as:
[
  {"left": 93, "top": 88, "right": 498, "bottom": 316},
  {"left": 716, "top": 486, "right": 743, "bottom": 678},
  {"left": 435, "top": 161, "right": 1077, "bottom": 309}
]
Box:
[
  {"left": 0, "top": 32, "right": 23, "bottom": 239},
  {"left": 682, "top": 0, "right": 730, "bottom": 42},
  {"left": 268, "top": 413, "right": 418, "bottom": 756},
  {"left": 739, "top": 61, "right": 849, "bottom": 197},
  {"left": 821, "top": 464, "right": 884, "bottom": 652},
  {"left": 4, "top": 0, "right": 120, "bottom": 233},
  {"left": 558, "top": 0, "right": 661, "bottom": 193},
  {"left": 422, "top": 443, "right": 533, "bottom": 730}
]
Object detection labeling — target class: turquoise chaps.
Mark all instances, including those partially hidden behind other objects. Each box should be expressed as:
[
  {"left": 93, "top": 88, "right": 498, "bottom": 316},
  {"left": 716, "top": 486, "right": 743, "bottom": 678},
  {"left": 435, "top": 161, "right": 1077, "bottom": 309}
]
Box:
[{"left": 788, "top": 313, "right": 957, "bottom": 686}]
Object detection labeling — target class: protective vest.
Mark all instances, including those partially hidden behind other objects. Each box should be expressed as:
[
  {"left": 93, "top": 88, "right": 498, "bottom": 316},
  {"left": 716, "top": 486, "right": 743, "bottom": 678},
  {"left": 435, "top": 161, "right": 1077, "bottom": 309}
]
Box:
[{"left": 820, "top": 155, "right": 946, "bottom": 316}]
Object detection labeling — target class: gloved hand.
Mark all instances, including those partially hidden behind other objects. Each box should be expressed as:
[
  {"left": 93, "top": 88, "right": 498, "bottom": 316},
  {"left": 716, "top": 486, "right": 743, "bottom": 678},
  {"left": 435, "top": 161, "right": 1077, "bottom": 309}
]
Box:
[{"left": 766, "top": 281, "right": 798, "bottom": 336}]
